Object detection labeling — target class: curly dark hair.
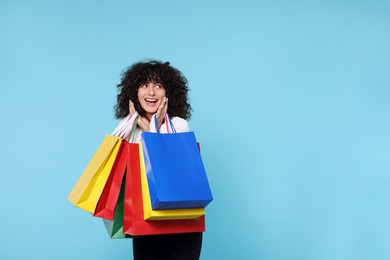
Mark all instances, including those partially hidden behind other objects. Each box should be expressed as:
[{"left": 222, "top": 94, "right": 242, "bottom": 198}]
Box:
[{"left": 114, "top": 60, "right": 192, "bottom": 120}]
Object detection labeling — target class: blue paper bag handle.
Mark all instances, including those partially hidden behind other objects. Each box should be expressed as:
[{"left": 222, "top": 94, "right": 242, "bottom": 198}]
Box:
[{"left": 154, "top": 114, "right": 176, "bottom": 134}]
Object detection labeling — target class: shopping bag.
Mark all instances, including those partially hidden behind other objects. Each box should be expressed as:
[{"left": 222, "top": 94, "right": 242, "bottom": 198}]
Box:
[
  {"left": 68, "top": 135, "right": 122, "bottom": 213},
  {"left": 139, "top": 141, "right": 205, "bottom": 221},
  {"left": 102, "top": 178, "right": 132, "bottom": 239},
  {"left": 68, "top": 114, "right": 138, "bottom": 214},
  {"left": 94, "top": 142, "right": 127, "bottom": 220},
  {"left": 94, "top": 116, "right": 139, "bottom": 219},
  {"left": 141, "top": 116, "right": 213, "bottom": 209},
  {"left": 122, "top": 141, "right": 206, "bottom": 236}
]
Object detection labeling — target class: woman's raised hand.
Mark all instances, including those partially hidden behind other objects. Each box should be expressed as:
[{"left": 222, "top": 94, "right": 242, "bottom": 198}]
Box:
[
  {"left": 155, "top": 97, "right": 168, "bottom": 128},
  {"left": 128, "top": 98, "right": 168, "bottom": 132},
  {"left": 129, "top": 100, "right": 149, "bottom": 132},
  {"left": 129, "top": 100, "right": 136, "bottom": 116}
]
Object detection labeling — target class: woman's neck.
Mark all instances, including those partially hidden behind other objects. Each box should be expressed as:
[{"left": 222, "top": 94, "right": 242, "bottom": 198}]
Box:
[{"left": 146, "top": 113, "right": 153, "bottom": 121}]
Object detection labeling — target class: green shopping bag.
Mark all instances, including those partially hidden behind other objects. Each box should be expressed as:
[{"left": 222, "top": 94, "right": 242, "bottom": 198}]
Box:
[{"left": 102, "top": 177, "right": 132, "bottom": 239}]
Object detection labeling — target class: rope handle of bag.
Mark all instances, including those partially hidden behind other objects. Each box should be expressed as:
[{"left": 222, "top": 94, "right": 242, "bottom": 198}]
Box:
[
  {"left": 111, "top": 112, "right": 139, "bottom": 141},
  {"left": 128, "top": 117, "right": 138, "bottom": 143},
  {"left": 153, "top": 113, "right": 176, "bottom": 134}
]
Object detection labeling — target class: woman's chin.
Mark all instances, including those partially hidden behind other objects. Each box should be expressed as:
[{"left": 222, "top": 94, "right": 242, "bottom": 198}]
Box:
[{"left": 145, "top": 111, "right": 158, "bottom": 118}]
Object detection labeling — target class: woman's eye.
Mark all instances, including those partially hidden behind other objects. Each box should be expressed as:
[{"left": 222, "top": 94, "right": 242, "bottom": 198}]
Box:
[{"left": 155, "top": 84, "right": 162, "bottom": 89}]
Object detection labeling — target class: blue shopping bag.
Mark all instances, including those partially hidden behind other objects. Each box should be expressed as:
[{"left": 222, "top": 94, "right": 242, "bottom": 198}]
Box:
[{"left": 141, "top": 116, "right": 213, "bottom": 210}]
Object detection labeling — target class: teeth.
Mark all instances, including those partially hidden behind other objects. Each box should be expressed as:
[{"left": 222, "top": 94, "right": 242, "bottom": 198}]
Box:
[{"left": 145, "top": 99, "right": 157, "bottom": 102}]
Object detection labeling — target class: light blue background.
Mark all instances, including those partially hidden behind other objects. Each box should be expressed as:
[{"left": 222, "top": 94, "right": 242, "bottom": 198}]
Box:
[{"left": 1, "top": 1, "right": 389, "bottom": 259}]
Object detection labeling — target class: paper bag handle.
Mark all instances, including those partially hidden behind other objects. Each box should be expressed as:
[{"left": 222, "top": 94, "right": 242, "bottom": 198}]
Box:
[
  {"left": 153, "top": 113, "right": 176, "bottom": 134},
  {"left": 111, "top": 112, "right": 139, "bottom": 140}
]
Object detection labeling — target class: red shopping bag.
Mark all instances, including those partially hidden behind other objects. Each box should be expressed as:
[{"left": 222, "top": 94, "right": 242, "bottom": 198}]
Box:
[
  {"left": 94, "top": 116, "right": 138, "bottom": 219},
  {"left": 122, "top": 141, "right": 205, "bottom": 236},
  {"left": 94, "top": 142, "right": 127, "bottom": 220}
]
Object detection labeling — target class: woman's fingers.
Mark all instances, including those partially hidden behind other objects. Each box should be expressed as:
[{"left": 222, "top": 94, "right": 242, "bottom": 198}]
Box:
[
  {"left": 129, "top": 100, "right": 136, "bottom": 116},
  {"left": 156, "top": 97, "right": 168, "bottom": 126},
  {"left": 163, "top": 97, "right": 168, "bottom": 114},
  {"left": 137, "top": 116, "right": 150, "bottom": 132}
]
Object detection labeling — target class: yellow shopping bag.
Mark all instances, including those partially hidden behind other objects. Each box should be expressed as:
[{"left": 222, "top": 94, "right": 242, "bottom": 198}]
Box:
[
  {"left": 68, "top": 135, "right": 122, "bottom": 214},
  {"left": 139, "top": 142, "right": 205, "bottom": 221}
]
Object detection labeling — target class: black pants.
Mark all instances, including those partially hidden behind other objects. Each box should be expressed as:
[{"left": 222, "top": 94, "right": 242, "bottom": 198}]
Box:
[{"left": 132, "top": 232, "right": 203, "bottom": 260}]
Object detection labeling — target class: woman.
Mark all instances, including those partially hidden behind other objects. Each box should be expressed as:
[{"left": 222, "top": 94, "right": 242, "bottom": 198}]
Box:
[{"left": 114, "top": 60, "right": 203, "bottom": 260}]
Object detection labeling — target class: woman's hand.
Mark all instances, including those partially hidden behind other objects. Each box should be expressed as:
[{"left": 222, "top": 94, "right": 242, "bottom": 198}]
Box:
[
  {"left": 129, "top": 100, "right": 150, "bottom": 132},
  {"left": 129, "top": 98, "right": 168, "bottom": 132},
  {"left": 137, "top": 116, "right": 150, "bottom": 132},
  {"left": 129, "top": 100, "right": 136, "bottom": 116},
  {"left": 155, "top": 97, "right": 168, "bottom": 128}
]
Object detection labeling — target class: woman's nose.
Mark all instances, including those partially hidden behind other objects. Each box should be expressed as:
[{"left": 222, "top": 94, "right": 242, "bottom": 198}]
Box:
[{"left": 147, "top": 84, "right": 155, "bottom": 95}]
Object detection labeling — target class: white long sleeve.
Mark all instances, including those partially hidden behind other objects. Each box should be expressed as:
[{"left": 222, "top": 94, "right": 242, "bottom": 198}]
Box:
[{"left": 131, "top": 116, "right": 189, "bottom": 143}]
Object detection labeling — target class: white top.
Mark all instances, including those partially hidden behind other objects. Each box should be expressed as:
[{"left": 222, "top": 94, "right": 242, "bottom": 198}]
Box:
[
  {"left": 112, "top": 113, "right": 189, "bottom": 143},
  {"left": 132, "top": 116, "right": 189, "bottom": 142}
]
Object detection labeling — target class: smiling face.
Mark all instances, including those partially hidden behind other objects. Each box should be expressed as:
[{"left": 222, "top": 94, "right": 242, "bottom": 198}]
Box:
[{"left": 137, "top": 82, "right": 166, "bottom": 120}]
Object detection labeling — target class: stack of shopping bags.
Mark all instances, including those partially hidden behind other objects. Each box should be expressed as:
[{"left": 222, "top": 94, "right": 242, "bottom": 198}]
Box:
[{"left": 68, "top": 113, "right": 213, "bottom": 238}]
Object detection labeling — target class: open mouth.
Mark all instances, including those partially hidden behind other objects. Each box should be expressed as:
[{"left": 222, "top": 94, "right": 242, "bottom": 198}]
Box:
[{"left": 145, "top": 98, "right": 158, "bottom": 105}]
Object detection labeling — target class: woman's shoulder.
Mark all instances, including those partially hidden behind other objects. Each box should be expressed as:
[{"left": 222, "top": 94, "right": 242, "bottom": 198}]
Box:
[
  {"left": 171, "top": 116, "right": 188, "bottom": 125},
  {"left": 170, "top": 116, "right": 189, "bottom": 133}
]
